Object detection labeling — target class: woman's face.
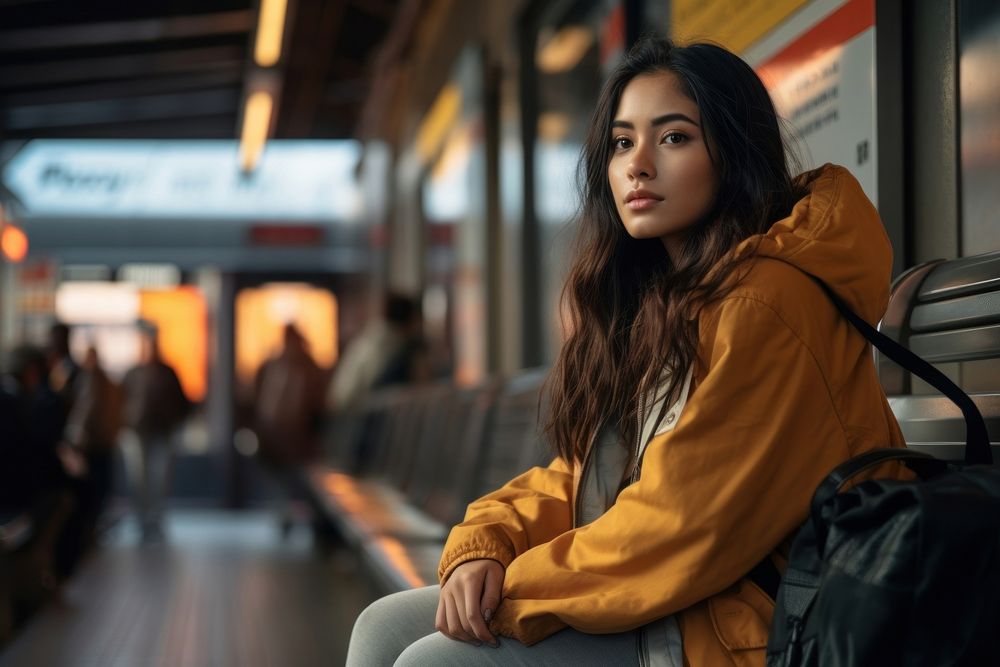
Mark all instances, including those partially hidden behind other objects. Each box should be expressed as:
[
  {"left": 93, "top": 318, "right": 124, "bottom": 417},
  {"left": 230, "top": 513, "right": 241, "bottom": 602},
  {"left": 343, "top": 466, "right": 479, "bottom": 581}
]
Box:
[{"left": 607, "top": 70, "right": 717, "bottom": 262}]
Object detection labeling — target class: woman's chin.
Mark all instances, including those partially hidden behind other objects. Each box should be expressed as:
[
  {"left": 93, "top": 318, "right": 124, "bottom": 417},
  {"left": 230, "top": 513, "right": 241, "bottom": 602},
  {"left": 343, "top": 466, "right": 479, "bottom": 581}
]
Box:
[{"left": 623, "top": 225, "right": 663, "bottom": 241}]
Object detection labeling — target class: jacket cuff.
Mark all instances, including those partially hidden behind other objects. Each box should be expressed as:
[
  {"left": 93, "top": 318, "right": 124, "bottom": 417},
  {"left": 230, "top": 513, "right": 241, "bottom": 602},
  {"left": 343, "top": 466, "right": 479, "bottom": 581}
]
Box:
[
  {"left": 488, "top": 602, "right": 566, "bottom": 646},
  {"left": 438, "top": 541, "right": 515, "bottom": 584}
]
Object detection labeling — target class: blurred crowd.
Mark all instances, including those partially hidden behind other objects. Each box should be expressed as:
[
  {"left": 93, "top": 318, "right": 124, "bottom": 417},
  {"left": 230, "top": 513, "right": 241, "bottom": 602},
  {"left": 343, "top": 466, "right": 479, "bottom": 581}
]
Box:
[
  {"left": 0, "top": 322, "right": 190, "bottom": 637},
  {"left": 0, "top": 291, "right": 429, "bottom": 640}
]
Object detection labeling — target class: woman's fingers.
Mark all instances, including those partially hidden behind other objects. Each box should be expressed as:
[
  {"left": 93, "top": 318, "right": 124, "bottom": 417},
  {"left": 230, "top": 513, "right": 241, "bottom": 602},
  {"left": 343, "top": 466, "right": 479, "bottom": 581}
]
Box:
[
  {"left": 480, "top": 563, "right": 503, "bottom": 624},
  {"left": 462, "top": 574, "right": 497, "bottom": 646},
  {"left": 436, "top": 591, "right": 463, "bottom": 642},
  {"left": 434, "top": 594, "right": 451, "bottom": 639},
  {"left": 443, "top": 592, "right": 477, "bottom": 644}
]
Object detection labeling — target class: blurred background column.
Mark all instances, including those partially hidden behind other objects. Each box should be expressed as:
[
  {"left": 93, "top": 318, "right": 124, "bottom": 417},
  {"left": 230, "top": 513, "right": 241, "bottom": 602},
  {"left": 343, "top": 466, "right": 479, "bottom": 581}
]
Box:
[{"left": 201, "top": 269, "right": 239, "bottom": 507}]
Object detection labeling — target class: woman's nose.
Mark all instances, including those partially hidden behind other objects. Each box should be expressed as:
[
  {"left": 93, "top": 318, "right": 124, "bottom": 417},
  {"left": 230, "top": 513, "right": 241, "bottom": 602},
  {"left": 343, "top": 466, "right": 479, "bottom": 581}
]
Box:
[{"left": 627, "top": 146, "right": 655, "bottom": 181}]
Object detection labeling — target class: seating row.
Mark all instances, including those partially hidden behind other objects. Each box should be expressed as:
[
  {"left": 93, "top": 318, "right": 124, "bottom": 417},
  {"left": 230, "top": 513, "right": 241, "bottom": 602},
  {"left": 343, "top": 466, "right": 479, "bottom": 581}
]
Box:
[{"left": 305, "top": 368, "right": 551, "bottom": 594}]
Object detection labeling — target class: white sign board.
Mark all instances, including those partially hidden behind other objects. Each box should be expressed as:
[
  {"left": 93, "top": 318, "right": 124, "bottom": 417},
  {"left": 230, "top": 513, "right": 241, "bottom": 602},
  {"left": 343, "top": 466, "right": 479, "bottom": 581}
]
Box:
[
  {"left": 1, "top": 140, "right": 362, "bottom": 222},
  {"left": 744, "top": 0, "right": 877, "bottom": 204}
]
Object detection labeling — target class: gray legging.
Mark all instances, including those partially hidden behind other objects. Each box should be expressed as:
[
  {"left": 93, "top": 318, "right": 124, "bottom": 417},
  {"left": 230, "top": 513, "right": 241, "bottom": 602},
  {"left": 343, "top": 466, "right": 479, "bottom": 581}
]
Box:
[{"left": 346, "top": 585, "right": 640, "bottom": 666}]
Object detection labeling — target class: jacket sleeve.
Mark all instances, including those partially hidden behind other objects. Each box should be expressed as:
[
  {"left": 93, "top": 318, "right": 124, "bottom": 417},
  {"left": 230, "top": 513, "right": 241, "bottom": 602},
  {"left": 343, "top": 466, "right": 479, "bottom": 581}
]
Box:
[
  {"left": 438, "top": 455, "right": 575, "bottom": 583},
  {"left": 489, "top": 295, "right": 856, "bottom": 645}
]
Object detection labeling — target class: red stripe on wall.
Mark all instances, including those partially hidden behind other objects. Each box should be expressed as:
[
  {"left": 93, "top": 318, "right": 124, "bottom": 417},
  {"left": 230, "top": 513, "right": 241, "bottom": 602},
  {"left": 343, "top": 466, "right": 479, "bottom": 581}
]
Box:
[{"left": 758, "top": 0, "right": 875, "bottom": 79}]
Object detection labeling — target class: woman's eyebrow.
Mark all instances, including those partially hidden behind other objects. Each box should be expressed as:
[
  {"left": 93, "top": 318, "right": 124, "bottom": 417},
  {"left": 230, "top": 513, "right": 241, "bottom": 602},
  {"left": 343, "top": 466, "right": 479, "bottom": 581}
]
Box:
[{"left": 611, "top": 112, "right": 698, "bottom": 129}]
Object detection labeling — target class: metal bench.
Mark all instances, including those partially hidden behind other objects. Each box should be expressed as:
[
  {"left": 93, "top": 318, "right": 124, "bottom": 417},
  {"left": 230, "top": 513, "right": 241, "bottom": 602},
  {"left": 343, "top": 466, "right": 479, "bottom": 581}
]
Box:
[
  {"left": 358, "top": 369, "right": 550, "bottom": 593},
  {"left": 307, "top": 368, "right": 551, "bottom": 595},
  {"left": 878, "top": 249, "right": 1000, "bottom": 459}
]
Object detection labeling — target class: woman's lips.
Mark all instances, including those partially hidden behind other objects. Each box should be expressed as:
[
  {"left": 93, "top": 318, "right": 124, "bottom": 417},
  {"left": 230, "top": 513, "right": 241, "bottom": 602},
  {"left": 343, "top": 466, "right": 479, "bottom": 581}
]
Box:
[{"left": 626, "top": 197, "right": 662, "bottom": 211}]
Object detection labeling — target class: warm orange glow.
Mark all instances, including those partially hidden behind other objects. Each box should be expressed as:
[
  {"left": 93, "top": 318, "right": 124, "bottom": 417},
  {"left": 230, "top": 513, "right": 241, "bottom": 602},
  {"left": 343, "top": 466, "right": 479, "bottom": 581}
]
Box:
[
  {"left": 239, "top": 91, "right": 273, "bottom": 172},
  {"left": 235, "top": 283, "right": 337, "bottom": 385},
  {"left": 536, "top": 26, "right": 594, "bottom": 73},
  {"left": 322, "top": 472, "right": 367, "bottom": 514},
  {"left": 139, "top": 287, "right": 208, "bottom": 402},
  {"left": 254, "top": 0, "right": 288, "bottom": 67},
  {"left": 454, "top": 268, "right": 484, "bottom": 387},
  {"left": 372, "top": 536, "right": 427, "bottom": 588},
  {"left": 416, "top": 84, "right": 461, "bottom": 163},
  {"left": 1, "top": 224, "right": 28, "bottom": 263},
  {"left": 430, "top": 127, "right": 471, "bottom": 182},
  {"left": 317, "top": 471, "right": 425, "bottom": 586}
]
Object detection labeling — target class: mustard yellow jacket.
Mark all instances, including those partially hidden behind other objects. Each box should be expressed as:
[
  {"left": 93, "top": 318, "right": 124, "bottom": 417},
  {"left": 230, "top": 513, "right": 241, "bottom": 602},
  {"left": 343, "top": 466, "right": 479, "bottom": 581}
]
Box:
[{"left": 438, "top": 164, "right": 908, "bottom": 665}]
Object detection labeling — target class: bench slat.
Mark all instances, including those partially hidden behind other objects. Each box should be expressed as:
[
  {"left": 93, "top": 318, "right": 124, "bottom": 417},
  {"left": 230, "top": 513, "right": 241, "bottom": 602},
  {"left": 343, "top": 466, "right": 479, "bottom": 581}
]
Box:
[
  {"left": 908, "top": 323, "right": 1000, "bottom": 363},
  {"left": 918, "top": 252, "right": 1000, "bottom": 302},
  {"left": 910, "top": 292, "right": 1000, "bottom": 332},
  {"left": 888, "top": 394, "right": 1000, "bottom": 449}
]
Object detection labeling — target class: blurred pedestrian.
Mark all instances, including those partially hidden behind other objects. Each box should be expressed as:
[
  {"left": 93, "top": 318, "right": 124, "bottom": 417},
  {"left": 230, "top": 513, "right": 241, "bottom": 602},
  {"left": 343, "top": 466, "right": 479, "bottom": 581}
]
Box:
[
  {"left": 121, "top": 327, "right": 190, "bottom": 543},
  {"left": 64, "top": 346, "right": 121, "bottom": 546},
  {"left": 326, "top": 292, "right": 429, "bottom": 473},
  {"left": 0, "top": 345, "right": 69, "bottom": 509},
  {"left": 254, "top": 324, "right": 326, "bottom": 536},
  {"left": 327, "top": 292, "right": 429, "bottom": 412},
  {"left": 45, "top": 323, "right": 78, "bottom": 421},
  {"left": 255, "top": 324, "right": 326, "bottom": 467},
  {"left": 0, "top": 344, "right": 77, "bottom": 602}
]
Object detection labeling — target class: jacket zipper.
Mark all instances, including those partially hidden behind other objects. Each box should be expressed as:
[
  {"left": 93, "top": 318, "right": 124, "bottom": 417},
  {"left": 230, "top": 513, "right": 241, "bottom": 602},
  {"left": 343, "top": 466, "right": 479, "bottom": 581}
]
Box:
[
  {"left": 628, "top": 389, "right": 648, "bottom": 486},
  {"left": 572, "top": 426, "right": 600, "bottom": 528}
]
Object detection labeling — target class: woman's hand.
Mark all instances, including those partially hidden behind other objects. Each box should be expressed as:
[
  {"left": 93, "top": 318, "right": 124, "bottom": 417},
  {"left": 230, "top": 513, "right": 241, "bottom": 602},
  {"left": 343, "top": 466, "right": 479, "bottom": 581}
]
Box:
[{"left": 436, "top": 559, "right": 504, "bottom": 647}]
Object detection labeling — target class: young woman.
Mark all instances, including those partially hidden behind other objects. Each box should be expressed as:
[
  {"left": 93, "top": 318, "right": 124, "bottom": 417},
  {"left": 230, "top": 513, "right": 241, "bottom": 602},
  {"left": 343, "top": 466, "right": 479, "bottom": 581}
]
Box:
[{"left": 347, "top": 36, "right": 906, "bottom": 666}]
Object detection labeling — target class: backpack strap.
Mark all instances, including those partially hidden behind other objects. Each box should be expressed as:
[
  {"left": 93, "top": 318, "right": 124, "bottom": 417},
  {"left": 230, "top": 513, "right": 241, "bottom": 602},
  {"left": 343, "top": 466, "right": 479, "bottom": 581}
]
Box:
[{"left": 809, "top": 278, "right": 992, "bottom": 466}]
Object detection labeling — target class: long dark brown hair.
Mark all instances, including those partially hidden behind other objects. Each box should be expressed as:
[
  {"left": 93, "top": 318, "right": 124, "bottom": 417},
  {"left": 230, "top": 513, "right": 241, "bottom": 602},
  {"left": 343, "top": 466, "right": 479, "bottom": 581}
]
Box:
[{"left": 544, "top": 37, "right": 806, "bottom": 465}]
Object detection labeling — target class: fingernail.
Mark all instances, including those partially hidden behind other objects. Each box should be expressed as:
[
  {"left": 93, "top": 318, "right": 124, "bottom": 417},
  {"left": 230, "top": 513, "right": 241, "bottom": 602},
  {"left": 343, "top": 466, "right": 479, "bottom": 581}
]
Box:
[
  {"left": 474, "top": 641, "right": 483, "bottom": 647},
  {"left": 490, "top": 640, "right": 500, "bottom": 649},
  {"left": 483, "top": 608, "right": 493, "bottom": 622}
]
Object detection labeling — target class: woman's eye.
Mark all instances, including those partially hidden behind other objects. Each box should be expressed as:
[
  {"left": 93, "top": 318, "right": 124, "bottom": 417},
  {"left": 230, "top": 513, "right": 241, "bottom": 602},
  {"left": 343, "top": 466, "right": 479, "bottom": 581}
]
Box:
[
  {"left": 663, "top": 132, "right": 687, "bottom": 145},
  {"left": 613, "top": 136, "right": 632, "bottom": 150}
]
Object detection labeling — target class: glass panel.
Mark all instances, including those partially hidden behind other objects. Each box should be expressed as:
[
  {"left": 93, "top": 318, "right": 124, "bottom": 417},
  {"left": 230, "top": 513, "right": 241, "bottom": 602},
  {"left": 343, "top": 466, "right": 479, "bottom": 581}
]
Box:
[
  {"left": 534, "top": 0, "right": 625, "bottom": 363},
  {"left": 421, "top": 48, "right": 487, "bottom": 385},
  {"left": 959, "top": 0, "right": 1000, "bottom": 255}
]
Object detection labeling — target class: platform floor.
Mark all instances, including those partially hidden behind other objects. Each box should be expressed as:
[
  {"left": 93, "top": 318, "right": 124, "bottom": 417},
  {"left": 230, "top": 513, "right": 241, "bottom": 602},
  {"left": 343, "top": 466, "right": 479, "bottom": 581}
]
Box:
[{"left": 0, "top": 509, "right": 372, "bottom": 667}]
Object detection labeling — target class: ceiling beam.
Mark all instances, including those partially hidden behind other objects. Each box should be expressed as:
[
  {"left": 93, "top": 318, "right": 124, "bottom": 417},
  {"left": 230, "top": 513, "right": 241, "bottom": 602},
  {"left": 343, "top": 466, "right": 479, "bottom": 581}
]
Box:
[
  {"left": 276, "top": 0, "right": 349, "bottom": 137},
  {"left": 0, "top": 46, "right": 245, "bottom": 88},
  {"left": 349, "top": 0, "right": 398, "bottom": 22},
  {"left": 1, "top": 70, "right": 244, "bottom": 107},
  {"left": 3, "top": 115, "right": 240, "bottom": 140},
  {"left": 0, "top": 9, "right": 255, "bottom": 51},
  {"left": 4, "top": 89, "right": 241, "bottom": 129}
]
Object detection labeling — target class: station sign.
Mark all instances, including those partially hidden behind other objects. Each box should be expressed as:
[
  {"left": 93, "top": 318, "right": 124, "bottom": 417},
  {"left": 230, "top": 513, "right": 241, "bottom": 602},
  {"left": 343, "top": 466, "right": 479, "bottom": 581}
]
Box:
[
  {"left": 754, "top": 0, "right": 878, "bottom": 204},
  {"left": 0, "top": 139, "right": 362, "bottom": 222},
  {"left": 740, "top": 0, "right": 878, "bottom": 204}
]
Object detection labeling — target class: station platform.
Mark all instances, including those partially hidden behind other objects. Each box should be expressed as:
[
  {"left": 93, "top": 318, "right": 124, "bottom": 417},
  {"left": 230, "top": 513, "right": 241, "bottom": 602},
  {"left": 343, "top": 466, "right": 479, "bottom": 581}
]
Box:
[{"left": 0, "top": 510, "right": 370, "bottom": 667}]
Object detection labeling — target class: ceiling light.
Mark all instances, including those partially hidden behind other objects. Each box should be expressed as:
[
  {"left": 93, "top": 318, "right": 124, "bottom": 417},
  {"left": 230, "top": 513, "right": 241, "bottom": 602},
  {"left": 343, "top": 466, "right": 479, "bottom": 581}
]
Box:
[
  {"left": 254, "top": 0, "right": 289, "bottom": 67},
  {"left": 239, "top": 91, "right": 274, "bottom": 173}
]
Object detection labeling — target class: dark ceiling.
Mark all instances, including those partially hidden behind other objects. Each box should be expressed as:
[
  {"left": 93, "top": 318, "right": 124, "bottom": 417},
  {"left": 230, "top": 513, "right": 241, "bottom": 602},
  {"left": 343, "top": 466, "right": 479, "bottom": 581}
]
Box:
[{"left": 0, "top": 0, "right": 404, "bottom": 141}]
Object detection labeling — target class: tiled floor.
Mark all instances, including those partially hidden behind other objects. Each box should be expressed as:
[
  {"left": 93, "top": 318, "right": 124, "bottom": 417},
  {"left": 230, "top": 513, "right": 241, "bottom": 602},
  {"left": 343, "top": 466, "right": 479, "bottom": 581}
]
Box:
[{"left": 0, "top": 510, "right": 371, "bottom": 667}]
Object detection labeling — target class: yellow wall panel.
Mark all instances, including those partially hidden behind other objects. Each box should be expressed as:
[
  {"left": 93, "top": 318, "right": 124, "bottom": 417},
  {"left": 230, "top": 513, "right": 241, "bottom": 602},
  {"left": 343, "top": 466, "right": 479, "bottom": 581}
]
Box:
[{"left": 671, "top": 0, "right": 808, "bottom": 54}]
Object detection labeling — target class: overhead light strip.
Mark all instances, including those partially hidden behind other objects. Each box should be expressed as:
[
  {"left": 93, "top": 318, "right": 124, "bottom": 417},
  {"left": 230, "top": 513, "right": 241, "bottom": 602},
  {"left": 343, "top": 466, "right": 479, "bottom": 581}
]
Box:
[
  {"left": 239, "top": 91, "right": 274, "bottom": 172},
  {"left": 254, "top": 0, "right": 289, "bottom": 67}
]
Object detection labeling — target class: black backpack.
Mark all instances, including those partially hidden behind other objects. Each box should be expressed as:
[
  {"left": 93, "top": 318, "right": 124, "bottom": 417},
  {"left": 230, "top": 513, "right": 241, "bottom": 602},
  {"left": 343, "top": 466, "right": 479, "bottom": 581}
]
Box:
[{"left": 760, "top": 280, "right": 1000, "bottom": 666}]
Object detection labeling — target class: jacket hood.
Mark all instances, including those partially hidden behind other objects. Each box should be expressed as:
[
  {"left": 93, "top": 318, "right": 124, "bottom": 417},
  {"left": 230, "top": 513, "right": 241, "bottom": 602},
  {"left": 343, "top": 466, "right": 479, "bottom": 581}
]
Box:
[{"left": 735, "top": 163, "right": 894, "bottom": 324}]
